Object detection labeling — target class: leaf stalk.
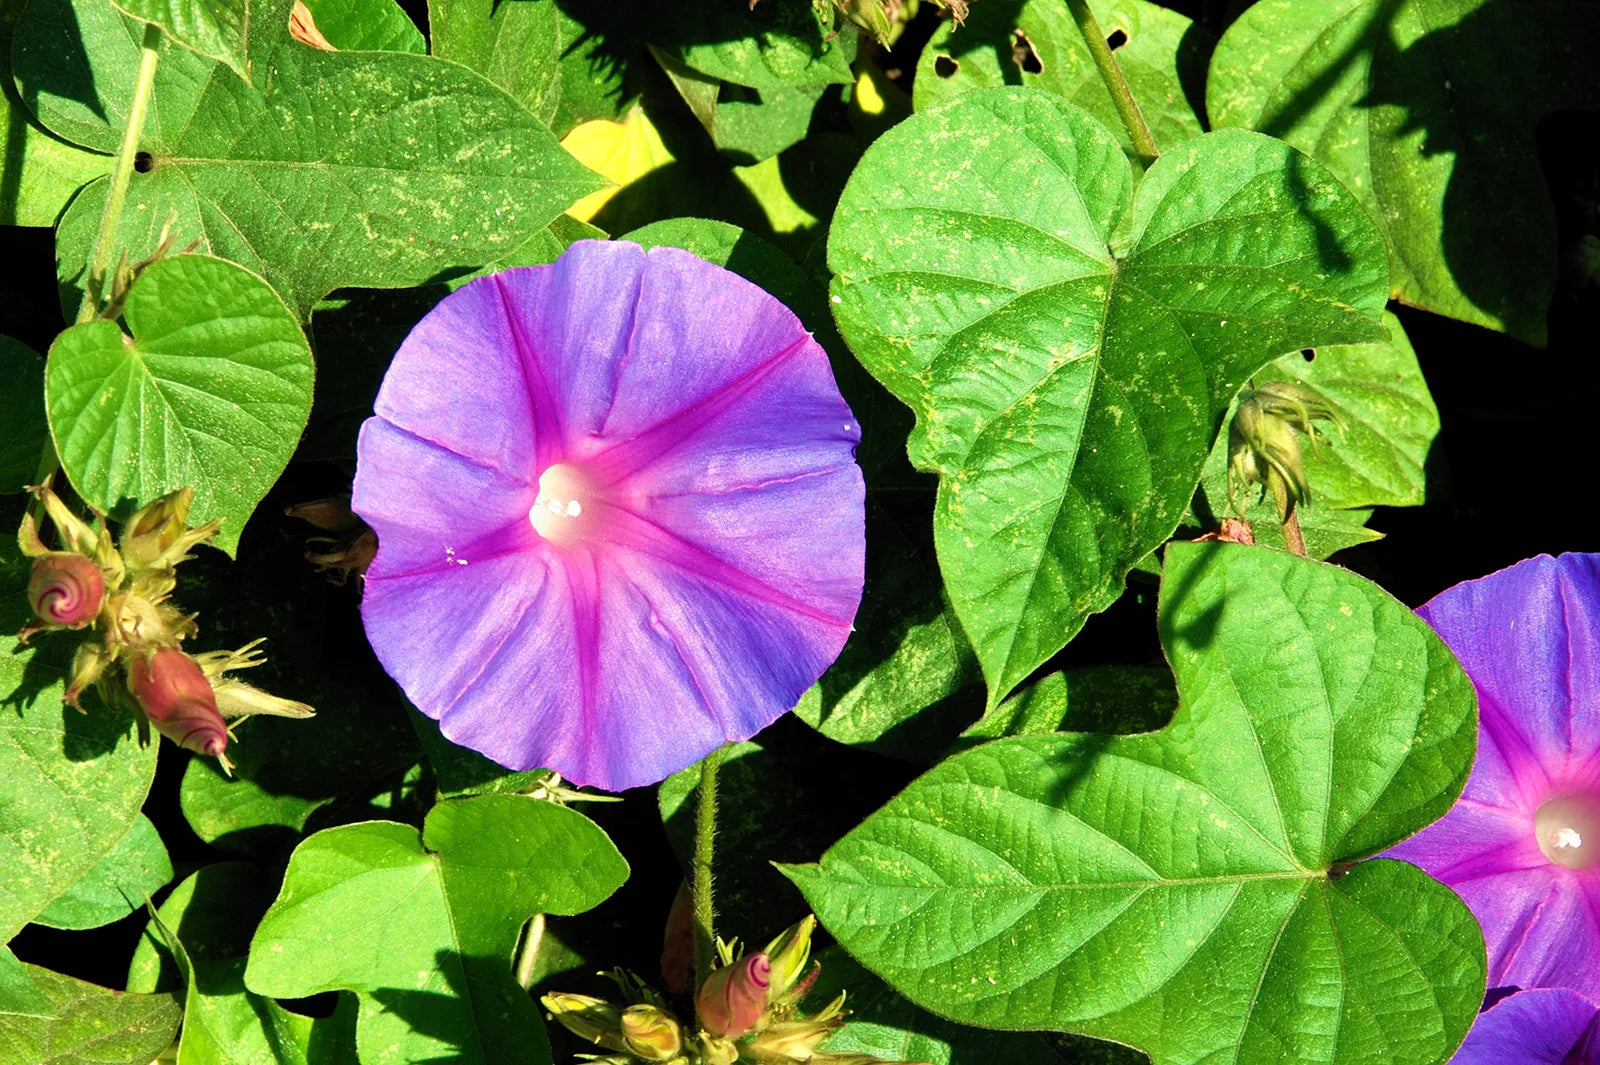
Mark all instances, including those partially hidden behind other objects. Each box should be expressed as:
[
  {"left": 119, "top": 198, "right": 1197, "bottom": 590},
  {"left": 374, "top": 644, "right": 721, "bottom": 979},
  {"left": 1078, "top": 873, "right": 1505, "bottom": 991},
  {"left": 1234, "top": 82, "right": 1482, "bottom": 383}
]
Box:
[{"left": 1063, "top": 0, "right": 1159, "bottom": 165}]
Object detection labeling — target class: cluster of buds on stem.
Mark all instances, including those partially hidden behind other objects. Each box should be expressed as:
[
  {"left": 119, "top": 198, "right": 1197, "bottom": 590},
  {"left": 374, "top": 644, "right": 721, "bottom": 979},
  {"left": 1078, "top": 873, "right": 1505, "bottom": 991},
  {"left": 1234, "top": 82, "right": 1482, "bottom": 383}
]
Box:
[
  {"left": 19, "top": 483, "right": 314, "bottom": 769},
  {"left": 1225, "top": 380, "right": 1344, "bottom": 522},
  {"left": 544, "top": 916, "right": 925, "bottom": 1065}
]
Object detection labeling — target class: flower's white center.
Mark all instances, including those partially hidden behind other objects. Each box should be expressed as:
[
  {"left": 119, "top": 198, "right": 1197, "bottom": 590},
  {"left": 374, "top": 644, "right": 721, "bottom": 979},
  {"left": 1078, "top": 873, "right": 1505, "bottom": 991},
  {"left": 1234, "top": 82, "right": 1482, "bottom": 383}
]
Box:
[
  {"left": 1535, "top": 792, "right": 1600, "bottom": 871},
  {"left": 529, "top": 464, "right": 594, "bottom": 545}
]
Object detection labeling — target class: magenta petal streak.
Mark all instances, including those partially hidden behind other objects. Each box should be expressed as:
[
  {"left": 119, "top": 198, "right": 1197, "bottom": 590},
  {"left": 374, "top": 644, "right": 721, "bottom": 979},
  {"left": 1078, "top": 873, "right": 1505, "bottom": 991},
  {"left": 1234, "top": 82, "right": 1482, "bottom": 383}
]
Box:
[
  {"left": 1386, "top": 554, "right": 1600, "bottom": 1000},
  {"left": 353, "top": 242, "right": 865, "bottom": 791}
]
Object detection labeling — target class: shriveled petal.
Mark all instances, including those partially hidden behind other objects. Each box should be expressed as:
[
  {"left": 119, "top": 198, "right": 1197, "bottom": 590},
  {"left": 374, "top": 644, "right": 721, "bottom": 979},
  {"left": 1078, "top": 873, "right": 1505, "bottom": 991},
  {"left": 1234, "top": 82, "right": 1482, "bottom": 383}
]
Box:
[
  {"left": 354, "top": 420, "right": 536, "bottom": 578},
  {"left": 1451, "top": 865, "right": 1600, "bottom": 1000},
  {"left": 1419, "top": 554, "right": 1600, "bottom": 791},
  {"left": 1450, "top": 989, "right": 1600, "bottom": 1065}
]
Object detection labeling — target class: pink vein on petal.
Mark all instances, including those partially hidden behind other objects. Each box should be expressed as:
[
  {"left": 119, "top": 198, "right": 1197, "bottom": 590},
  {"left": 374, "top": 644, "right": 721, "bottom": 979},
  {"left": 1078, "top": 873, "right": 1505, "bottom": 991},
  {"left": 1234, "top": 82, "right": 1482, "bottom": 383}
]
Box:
[
  {"left": 493, "top": 271, "right": 566, "bottom": 471},
  {"left": 585, "top": 332, "right": 816, "bottom": 488}
]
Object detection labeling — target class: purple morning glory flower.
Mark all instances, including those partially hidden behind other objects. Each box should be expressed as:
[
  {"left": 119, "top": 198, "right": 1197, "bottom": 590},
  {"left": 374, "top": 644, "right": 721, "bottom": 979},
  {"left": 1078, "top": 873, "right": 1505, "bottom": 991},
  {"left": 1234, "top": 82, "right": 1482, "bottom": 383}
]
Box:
[
  {"left": 1386, "top": 554, "right": 1600, "bottom": 999},
  {"left": 1450, "top": 989, "right": 1599, "bottom": 1064},
  {"left": 352, "top": 241, "right": 865, "bottom": 791}
]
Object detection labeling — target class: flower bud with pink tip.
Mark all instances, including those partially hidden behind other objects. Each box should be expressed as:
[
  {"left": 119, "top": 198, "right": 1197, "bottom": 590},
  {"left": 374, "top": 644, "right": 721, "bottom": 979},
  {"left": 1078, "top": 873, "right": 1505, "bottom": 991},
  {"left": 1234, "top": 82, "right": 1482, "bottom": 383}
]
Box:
[
  {"left": 27, "top": 552, "right": 105, "bottom": 629},
  {"left": 695, "top": 952, "right": 770, "bottom": 1038},
  {"left": 128, "top": 647, "right": 230, "bottom": 761}
]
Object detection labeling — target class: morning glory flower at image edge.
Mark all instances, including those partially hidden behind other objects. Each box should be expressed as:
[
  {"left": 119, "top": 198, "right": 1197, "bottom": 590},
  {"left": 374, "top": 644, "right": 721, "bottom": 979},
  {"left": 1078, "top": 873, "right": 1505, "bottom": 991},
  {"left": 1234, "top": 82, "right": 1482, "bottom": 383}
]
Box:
[
  {"left": 1386, "top": 553, "right": 1600, "bottom": 1001},
  {"left": 352, "top": 240, "right": 866, "bottom": 791}
]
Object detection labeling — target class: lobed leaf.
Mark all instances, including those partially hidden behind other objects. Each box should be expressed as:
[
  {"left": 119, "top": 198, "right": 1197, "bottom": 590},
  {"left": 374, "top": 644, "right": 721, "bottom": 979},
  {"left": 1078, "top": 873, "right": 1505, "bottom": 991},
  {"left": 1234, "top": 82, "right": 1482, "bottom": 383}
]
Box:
[
  {"left": 246, "top": 796, "right": 628, "bottom": 1065},
  {"left": 828, "top": 87, "right": 1389, "bottom": 706},
  {"left": 786, "top": 542, "right": 1485, "bottom": 1065}
]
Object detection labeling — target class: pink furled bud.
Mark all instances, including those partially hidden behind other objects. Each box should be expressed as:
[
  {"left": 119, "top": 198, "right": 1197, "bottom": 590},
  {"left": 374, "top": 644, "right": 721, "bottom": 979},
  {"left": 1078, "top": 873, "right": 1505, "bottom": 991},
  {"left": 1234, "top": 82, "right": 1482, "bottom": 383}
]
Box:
[
  {"left": 27, "top": 552, "right": 105, "bottom": 628},
  {"left": 128, "top": 648, "right": 229, "bottom": 759},
  {"left": 696, "top": 952, "right": 770, "bottom": 1038}
]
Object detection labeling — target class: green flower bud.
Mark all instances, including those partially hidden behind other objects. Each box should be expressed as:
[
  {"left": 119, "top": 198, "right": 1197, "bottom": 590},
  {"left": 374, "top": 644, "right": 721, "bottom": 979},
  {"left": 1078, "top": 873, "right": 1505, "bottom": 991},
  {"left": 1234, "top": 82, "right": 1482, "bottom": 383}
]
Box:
[
  {"left": 1226, "top": 381, "right": 1342, "bottom": 521},
  {"left": 540, "top": 992, "right": 628, "bottom": 1053},
  {"left": 619, "top": 1004, "right": 682, "bottom": 1060},
  {"left": 760, "top": 915, "right": 818, "bottom": 1004},
  {"left": 121, "top": 488, "right": 221, "bottom": 572}
]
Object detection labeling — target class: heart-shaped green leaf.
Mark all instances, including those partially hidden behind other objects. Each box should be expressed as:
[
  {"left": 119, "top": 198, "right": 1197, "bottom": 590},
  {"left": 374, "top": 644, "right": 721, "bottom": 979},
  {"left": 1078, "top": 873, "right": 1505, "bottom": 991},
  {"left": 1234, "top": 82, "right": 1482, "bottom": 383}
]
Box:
[
  {"left": 33, "top": 813, "right": 172, "bottom": 931},
  {"left": 828, "top": 87, "right": 1389, "bottom": 706},
  {"left": 16, "top": 0, "right": 603, "bottom": 318},
  {"left": 0, "top": 965, "right": 180, "bottom": 1065},
  {"left": 785, "top": 542, "right": 1484, "bottom": 1065},
  {"left": 246, "top": 795, "right": 629, "bottom": 1065},
  {"left": 1207, "top": 0, "right": 1600, "bottom": 346},
  {"left": 914, "top": 0, "right": 1208, "bottom": 163},
  {"left": 0, "top": 549, "right": 158, "bottom": 945},
  {"left": 45, "top": 254, "right": 314, "bottom": 555}
]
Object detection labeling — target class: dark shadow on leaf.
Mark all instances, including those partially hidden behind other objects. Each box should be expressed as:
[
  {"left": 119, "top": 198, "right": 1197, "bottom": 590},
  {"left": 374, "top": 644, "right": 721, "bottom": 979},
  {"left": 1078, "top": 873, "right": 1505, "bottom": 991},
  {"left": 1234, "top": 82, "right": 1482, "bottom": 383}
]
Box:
[
  {"left": 366, "top": 949, "right": 550, "bottom": 1065},
  {"left": 1286, "top": 147, "right": 1354, "bottom": 275},
  {"left": 1160, "top": 540, "right": 1225, "bottom": 654},
  {"left": 10, "top": 0, "right": 107, "bottom": 132}
]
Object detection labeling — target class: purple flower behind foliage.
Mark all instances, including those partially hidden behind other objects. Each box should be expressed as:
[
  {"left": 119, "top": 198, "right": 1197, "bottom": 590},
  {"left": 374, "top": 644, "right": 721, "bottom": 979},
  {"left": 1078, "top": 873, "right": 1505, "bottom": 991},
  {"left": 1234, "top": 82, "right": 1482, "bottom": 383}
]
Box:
[
  {"left": 352, "top": 241, "right": 865, "bottom": 791},
  {"left": 1387, "top": 554, "right": 1600, "bottom": 1000},
  {"left": 1450, "top": 989, "right": 1599, "bottom": 1064}
]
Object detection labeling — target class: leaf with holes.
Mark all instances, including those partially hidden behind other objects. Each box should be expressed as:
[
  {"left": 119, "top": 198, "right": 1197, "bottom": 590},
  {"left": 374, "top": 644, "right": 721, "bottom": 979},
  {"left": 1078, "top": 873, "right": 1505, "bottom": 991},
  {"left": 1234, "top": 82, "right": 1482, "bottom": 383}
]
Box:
[
  {"left": 914, "top": 0, "right": 1208, "bottom": 165},
  {"left": 1208, "top": 0, "right": 1600, "bottom": 346},
  {"left": 784, "top": 541, "right": 1485, "bottom": 1065},
  {"left": 245, "top": 795, "right": 628, "bottom": 1065},
  {"left": 16, "top": 0, "right": 604, "bottom": 318},
  {"left": 828, "top": 87, "right": 1389, "bottom": 707},
  {"left": 45, "top": 254, "right": 313, "bottom": 554}
]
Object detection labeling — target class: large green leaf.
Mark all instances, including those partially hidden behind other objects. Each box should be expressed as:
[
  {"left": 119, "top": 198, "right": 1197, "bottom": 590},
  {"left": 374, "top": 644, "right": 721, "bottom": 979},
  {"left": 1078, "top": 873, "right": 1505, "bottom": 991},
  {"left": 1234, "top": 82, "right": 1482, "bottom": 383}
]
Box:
[
  {"left": 300, "top": 0, "right": 424, "bottom": 53},
  {"left": 785, "top": 542, "right": 1484, "bottom": 1065},
  {"left": 914, "top": 0, "right": 1208, "bottom": 164},
  {"left": 0, "top": 3, "right": 107, "bottom": 228},
  {"left": 806, "top": 948, "right": 1126, "bottom": 1065},
  {"left": 32, "top": 814, "right": 171, "bottom": 931},
  {"left": 429, "top": 0, "right": 563, "bottom": 125},
  {"left": 45, "top": 254, "right": 314, "bottom": 555},
  {"left": 0, "top": 966, "right": 180, "bottom": 1065},
  {"left": 0, "top": 549, "right": 159, "bottom": 945},
  {"left": 0, "top": 338, "right": 48, "bottom": 495},
  {"left": 659, "top": 2, "right": 855, "bottom": 93},
  {"left": 16, "top": 0, "right": 604, "bottom": 318},
  {"left": 1208, "top": 0, "right": 1600, "bottom": 346},
  {"left": 131, "top": 864, "right": 357, "bottom": 1065},
  {"left": 110, "top": 0, "right": 256, "bottom": 82},
  {"left": 828, "top": 87, "right": 1389, "bottom": 706},
  {"left": 246, "top": 796, "right": 629, "bottom": 1065}
]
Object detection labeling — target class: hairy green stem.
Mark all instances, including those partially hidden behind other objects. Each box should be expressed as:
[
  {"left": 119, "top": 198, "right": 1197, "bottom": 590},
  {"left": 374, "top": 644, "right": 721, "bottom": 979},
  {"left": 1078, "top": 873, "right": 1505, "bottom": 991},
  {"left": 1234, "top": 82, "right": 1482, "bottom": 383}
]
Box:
[
  {"left": 692, "top": 744, "right": 726, "bottom": 994},
  {"left": 1063, "top": 0, "right": 1159, "bottom": 165},
  {"left": 77, "top": 21, "right": 162, "bottom": 325}
]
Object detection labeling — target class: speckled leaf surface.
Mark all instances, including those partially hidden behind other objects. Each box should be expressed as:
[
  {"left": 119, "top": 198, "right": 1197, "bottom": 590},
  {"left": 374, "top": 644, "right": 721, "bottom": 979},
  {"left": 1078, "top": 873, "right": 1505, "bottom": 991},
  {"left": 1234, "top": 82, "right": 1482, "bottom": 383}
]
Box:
[
  {"left": 0, "top": 550, "right": 158, "bottom": 946},
  {"left": 429, "top": 0, "right": 561, "bottom": 124},
  {"left": 0, "top": 965, "right": 180, "bottom": 1065},
  {"left": 109, "top": 0, "right": 256, "bottom": 82},
  {"left": 46, "top": 255, "right": 314, "bottom": 554},
  {"left": 828, "top": 87, "right": 1389, "bottom": 707},
  {"left": 15, "top": 0, "right": 603, "bottom": 318},
  {"left": 33, "top": 814, "right": 172, "bottom": 931},
  {"left": 914, "top": 0, "right": 1207, "bottom": 164},
  {"left": 299, "top": 0, "right": 423, "bottom": 53},
  {"left": 1208, "top": 0, "right": 1600, "bottom": 345},
  {"left": 246, "top": 797, "right": 628, "bottom": 1065},
  {"left": 785, "top": 542, "right": 1485, "bottom": 1065}
]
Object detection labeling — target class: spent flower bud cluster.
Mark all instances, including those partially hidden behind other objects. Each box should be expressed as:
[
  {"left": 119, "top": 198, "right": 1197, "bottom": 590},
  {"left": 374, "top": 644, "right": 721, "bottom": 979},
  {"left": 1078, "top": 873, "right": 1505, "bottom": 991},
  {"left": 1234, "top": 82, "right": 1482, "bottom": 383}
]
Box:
[
  {"left": 543, "top": 916, "right": 925, "bottom": 1065},
  {"left": 18, "top": 484, "right": 314, "bottom": 768},
  {"left": 1225, "top": 380, "right": 1343, "bottom": 522}
]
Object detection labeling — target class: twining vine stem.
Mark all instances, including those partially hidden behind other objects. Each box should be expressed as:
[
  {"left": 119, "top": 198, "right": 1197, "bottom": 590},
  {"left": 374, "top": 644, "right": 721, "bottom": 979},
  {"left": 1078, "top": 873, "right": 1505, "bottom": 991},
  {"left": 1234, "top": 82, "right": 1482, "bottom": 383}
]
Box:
[
  {"left": 692, "top": 743, "right": 727, "bottom": 995},
  {"left": 1063, "top": 0, "right": 1159, "bottom": 165},
  {"left": 79, "top": 21, "right": 163, "bottom": 325},
  {"left": 30, "top": 21, "right": 163, "bottom": 520}
]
